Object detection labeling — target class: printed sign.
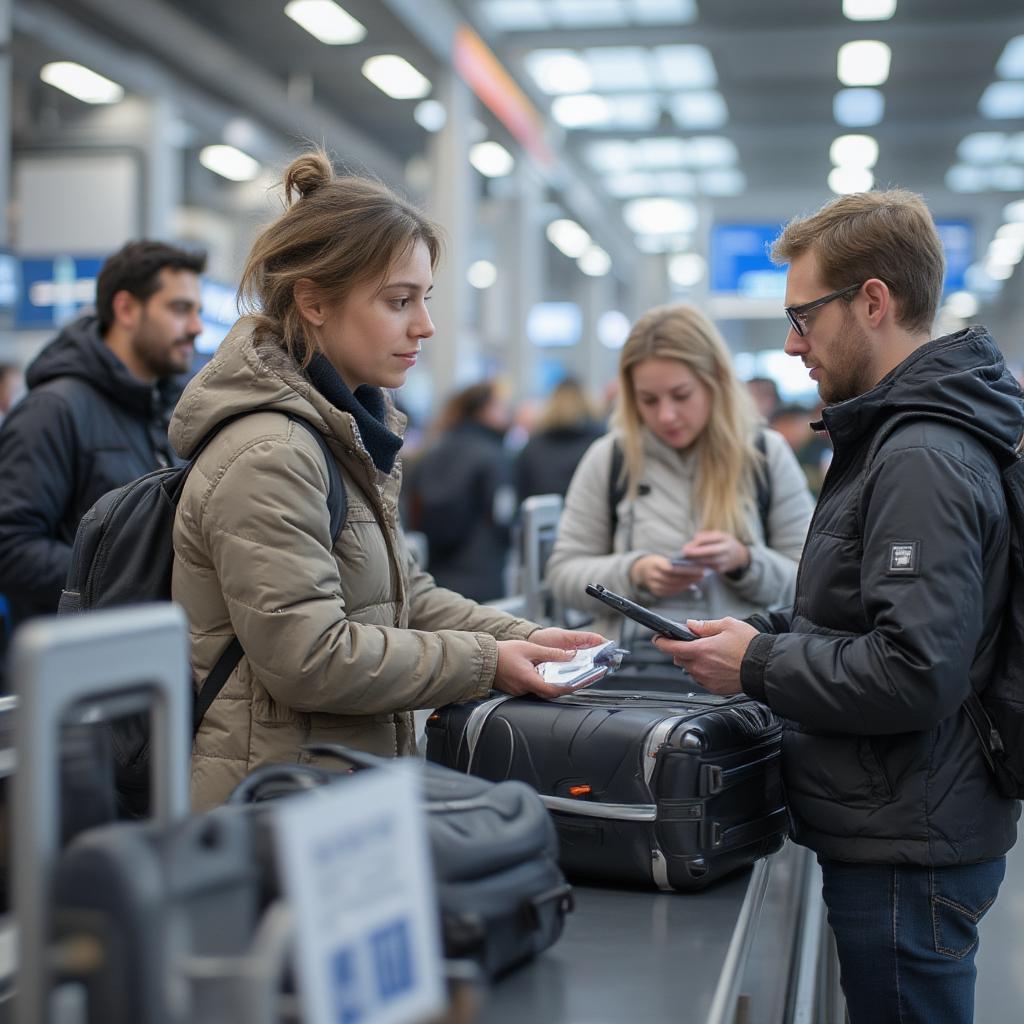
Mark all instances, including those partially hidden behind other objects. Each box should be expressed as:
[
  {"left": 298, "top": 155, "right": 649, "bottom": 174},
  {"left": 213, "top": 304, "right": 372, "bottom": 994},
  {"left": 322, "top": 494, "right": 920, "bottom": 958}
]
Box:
[{"left": 274, "top": 762, "right": 444, "bottom": 1024}]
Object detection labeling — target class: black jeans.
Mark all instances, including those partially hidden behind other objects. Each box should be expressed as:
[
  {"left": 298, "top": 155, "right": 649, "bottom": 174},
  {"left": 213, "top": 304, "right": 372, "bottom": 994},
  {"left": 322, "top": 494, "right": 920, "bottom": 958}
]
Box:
[{"left": 819, "top": 856, "right": 1006, "bottom": 1024}]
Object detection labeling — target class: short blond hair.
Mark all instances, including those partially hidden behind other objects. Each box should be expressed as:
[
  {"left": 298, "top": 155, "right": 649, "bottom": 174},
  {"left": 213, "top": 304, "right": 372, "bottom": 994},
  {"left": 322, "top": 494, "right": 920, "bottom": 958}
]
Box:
[{"left": 770, "top": 189, "right": 944, "bottom": 335}]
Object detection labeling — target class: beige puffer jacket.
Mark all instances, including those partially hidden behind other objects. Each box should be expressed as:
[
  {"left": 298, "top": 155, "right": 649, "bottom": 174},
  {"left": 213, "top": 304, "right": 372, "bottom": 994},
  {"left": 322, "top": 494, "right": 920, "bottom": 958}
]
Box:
[{"left": 170, "top": 318, "right": 540, "bottom": 809}]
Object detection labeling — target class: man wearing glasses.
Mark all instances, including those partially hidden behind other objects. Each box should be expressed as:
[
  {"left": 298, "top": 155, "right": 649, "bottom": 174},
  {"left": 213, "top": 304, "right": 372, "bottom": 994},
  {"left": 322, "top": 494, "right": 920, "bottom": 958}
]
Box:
[{"left": 655, "top": 189, "right": 1021, "bottom": 1023}]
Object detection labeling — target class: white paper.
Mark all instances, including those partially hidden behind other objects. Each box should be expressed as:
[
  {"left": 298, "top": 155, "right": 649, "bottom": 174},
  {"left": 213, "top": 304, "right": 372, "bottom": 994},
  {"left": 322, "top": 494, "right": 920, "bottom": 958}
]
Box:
[{"left": 274, "top": 762, "right": 445, "bottom": 1024}]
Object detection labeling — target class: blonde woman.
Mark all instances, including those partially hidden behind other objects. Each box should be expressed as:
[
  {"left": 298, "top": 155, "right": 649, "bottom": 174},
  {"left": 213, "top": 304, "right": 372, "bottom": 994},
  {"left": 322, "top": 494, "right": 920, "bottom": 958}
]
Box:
[{"left": 546, "top": 303, "right": 813, "bottom": 646}]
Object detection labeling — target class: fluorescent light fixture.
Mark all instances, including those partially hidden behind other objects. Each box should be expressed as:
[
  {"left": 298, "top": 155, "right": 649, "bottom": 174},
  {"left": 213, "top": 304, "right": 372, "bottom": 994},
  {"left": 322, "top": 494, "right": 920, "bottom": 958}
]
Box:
[
  {"left": 40, "top": 62, "right": 124, "bottom": 104},
  {"left": 990, "top": 164, "right": 1024, "bottom": 191},
  {"left": 828, "top": 166, "right": 873, "bottom": 193},
  {"left": 582, "top": 47, "right": 654, "bottom": 91},
  {"left": 965, "top": 264, "right": 1003, "bottom": 296},
  {"left": 527, "top": 301, "right": 583, "bottom": 347},
  {"left": 546, "top": 218, "right": 592, "bottom": 258},
  {"left": 524, "top": 50, "right": 592, "bottom": 95},
  {"left": 635, "top": 137, "right": 690, "bottom": 168},
  {"left": 469, "top": 141, "right": 515, "bottom": 177},
  {"left": 284, "top": 0, "right": 365, "bottom": 44},
  {"left": 837, "top": 40, "right": 891, "bottom": 87},
  {"left": 578, "top": 244, "right": 612, "bottom": 276},
  {"left": 979, "top": 82, "right": 1024, "bottom": 119},
  {"left": 551, "top": 94, "right": 610, "bottom": 128},
  {"left": 553, "top": 0, "right": 628, "bottom": 27},
  {"left": 653, "top": 44, "right": 717, "bottom": 89},
  {"left": 996, "top": 35, "right": 1024, "bottom": 79},
  {"left": 623, "top": 197, "right": 698, "bottom": 235},
  {"left": 1008, "top": 134, "right": 1024, "bottom": 162},
  {"left": 414, "top": 99, "right": 446, "bottom": 132},
  {"left": 199, "top": 144, "right": 260, "bottom": 182},
  {"left": 687, "top": 136, "right": 739, "bottom": 167},
  {"left": 698, "top": 168, "right": 746, "bottom": 196},
  {"left": 586, "top": 140, "right": 637, "bottom": 173},
  {"left": 657, "top": 170, "right": 697, "bottom": 193},
  {"left": 597, "top": 309, "right": 631, "bottom": 349},
  {"left": 985, "top": 261, "right": 1014, "bottom": 280},
  {"left": 945, "top": 291, "right": 978, "bottom": 319},
  {"left": 361, "top": 55, "right": 431, "bottom": 100},
  {"left": 988, "top": 237, "right": 1024, "bottom": 265},
  {"left": 842, "top": 0, "right": 896, "bottom": 20},
  {"left": 605, "top": 172, "right": 658, "bottom": 197},
  {"left": 833, "top": 88, "right": 885, "bottom": 127},
  {"left": 604, "top": 95, "right": 661, "bottom": 129},
  {"left": 830, "top": 134, "right": 878, "bottom": 168},
  {"left": 668, "top": 252, "right": 706, "bottom": 287},
  {"left": 957, "top": 132, "right": 1007, "bottom": 163},
  {"left": 669, "top": 91, "right": 729, "bottom": 129},
  {"left": 467, "top": 260, "right": 498, "bottom": 289},
  {"left": 945, "top": 165, "right": 988, "bottom": 193},
  {"left": 996, "top": 221, "right": 1024, "bottom": 241},
  {"left": 634, "top": 233, "right": 691, "bottom": 253},
  {"left": 633, "top": 0, "right": 698, "bottom": 25},
  {"left": 1004, "top": 200, "right": 1024, "bottom": 222},
  {"left": 481, "top": 0, "right": 550, "bottom": 31}
]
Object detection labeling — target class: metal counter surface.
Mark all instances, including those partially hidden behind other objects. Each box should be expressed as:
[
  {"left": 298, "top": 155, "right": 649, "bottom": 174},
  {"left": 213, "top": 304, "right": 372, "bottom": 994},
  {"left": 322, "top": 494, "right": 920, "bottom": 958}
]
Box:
[{"left": 482, "top": 866, "right": 755, "bottom": 1024}]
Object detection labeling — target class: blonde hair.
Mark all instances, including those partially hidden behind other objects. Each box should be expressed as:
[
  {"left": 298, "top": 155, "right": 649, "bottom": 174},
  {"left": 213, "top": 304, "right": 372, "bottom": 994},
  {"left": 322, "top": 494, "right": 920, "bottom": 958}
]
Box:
[
  {"left": 536, "top": 378, "right": 596, "bottom": 432},
  {"left": 613, "top": 303, "right": 761, "bottom": 540},
  {"left": 239, "top": 149, "right": 443, "bottom": 368}
]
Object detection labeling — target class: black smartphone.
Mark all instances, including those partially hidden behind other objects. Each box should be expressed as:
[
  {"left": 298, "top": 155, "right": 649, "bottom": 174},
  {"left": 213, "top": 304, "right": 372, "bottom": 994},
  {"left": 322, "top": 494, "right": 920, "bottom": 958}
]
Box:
[{"left": 585, "top": 583, "right": 697, "bottom": 642}]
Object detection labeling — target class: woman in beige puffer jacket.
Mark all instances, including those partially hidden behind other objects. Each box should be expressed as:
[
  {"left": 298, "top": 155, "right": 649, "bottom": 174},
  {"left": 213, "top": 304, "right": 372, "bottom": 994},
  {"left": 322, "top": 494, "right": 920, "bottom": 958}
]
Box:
[{"left": 171, "top": 151, "right": 603, "bottom": 809}]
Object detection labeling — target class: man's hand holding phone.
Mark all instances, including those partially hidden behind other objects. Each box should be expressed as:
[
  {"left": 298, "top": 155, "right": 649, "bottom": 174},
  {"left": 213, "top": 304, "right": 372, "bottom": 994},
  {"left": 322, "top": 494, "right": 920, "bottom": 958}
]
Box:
[{"left": 651, "top": 616, "right": 758, "bottom": 696}]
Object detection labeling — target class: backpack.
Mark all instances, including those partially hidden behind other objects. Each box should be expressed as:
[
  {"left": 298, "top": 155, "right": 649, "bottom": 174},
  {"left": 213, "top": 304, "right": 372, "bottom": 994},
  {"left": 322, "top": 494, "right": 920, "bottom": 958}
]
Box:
[
  {"left": 58, "top": 412, "right": 347, "bottom": 816},
  {"left": 862, "top": 411, "right": 1024, "bottom": 799},
  {"left": 607, "top": 431, "right": 773, "bottom": 542}
]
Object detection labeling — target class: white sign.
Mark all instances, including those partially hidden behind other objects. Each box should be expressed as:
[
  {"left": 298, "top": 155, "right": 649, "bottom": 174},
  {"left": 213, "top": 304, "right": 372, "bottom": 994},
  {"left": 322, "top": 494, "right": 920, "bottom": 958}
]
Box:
[{"left": 274, "top": 762, "right": 445, "bottom": 1024}]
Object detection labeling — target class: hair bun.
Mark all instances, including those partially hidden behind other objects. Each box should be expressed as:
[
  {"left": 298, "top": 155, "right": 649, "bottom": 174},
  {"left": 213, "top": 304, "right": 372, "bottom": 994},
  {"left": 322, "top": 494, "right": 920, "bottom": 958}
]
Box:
[{"left": 283, "top": 151, "right": 334, "bottom": 204}]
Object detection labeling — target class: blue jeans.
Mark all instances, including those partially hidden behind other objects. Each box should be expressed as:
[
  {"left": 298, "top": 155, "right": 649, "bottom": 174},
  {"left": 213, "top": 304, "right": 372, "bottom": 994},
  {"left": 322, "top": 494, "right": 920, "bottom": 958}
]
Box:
[{"left": 819, "top": 857, "right": 1006, "bottom": 1024}]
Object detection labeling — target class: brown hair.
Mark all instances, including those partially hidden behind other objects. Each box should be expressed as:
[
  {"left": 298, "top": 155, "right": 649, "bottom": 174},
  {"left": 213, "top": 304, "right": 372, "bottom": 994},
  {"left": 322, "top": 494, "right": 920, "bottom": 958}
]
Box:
[
  {"left": 536, "top": 378, "right": 597, "bottom": 432},
  {"left": 770, "top": 188, "right": 944, "bottom": 335},
  {"left": 612, "top": 303, "right": 761, "bottom": 540},
  {"left": 239, "top": 149, "right": 443, "bottom": 367}
]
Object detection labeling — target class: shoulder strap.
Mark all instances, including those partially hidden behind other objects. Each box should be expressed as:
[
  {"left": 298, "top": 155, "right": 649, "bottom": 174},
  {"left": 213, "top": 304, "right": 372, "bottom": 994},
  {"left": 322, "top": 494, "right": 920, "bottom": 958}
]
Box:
[
  {"left": 754, "top": 431, "right": 772, "bottom": 541},
  {"left": 191, "top": 412, "right": 348, "bottom": 736},
  {"left": 607, "top": 440, "right": 626, "bottom": 539}
]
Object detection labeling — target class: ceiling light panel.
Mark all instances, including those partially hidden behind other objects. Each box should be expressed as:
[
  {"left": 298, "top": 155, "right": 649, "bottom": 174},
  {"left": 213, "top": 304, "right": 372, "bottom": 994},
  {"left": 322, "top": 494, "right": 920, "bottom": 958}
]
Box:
[
  {"left": 980, "top": 82, "right": 1024, "bottom": 119},
  {"left": 830, "top": 134, "right": 879, "bottom": 168},
  {"left": 40, "top": 62, "right": 124, "bottom": 104},
  {"left": 957, "top": 133, "right": 1008, "bottom": 163},
  {"left": 604, "top": 94, "right": 662, "bottom": 129},
  {"left": 946, "top": 165, "right": 989, "bottom": 193},
  {"left": 669, "top": 252, "right": 706, "bottom": 287},
  {"left": 524, "top": 50, "right": 592, "bottom": 95},
  {"left": 842, "top": 0, "right": 897, "bottom": 20},
  {"left": 623, "top": 197, "right": 698, "bottom": 235},
  {"left": 653, "top": 45, "right": 717, "bottom": 89},
  {"left": 631, "top": 0, "right": 697, "bottom": 24},
  {"left": 996, "top": 35, "right": 1024, "bottom": 79},
  {"left": 551, "top": 94, "right": 611, "bottom": 128},
  {"left": 553, "top": 0, "right": 628, "bottom": 27},
  {"left": 547, "top": 218, "right": 592, "bottom": 258},
  {"left": 480, "top": 0, "right": 551, "bottom": 31},
  {"left": 828, "top": 166, "right": 874, "bottom": 193},
  {"left": 414, "top": 99, "right": 446, "bottom": 132},
  {"left": 833, "top": 88, "right": 884, "bottom": 127},
  {"left": 635, "top": 136, "right": 690, "bottom": 168},
  {"left": 669, "top": 91, "right": 728, "bottom": 129},
  {"left": 990, "top": 165, "right": 1024, "bottom": 190},
  {"left": 578, "top": 244, "right": 612, "bottom": 276},
  {"left": 605, "top": 172, "right": 659, "bottom": 197},
  {"left": 284, "top": 1, "right": 366, "bottom": 45},
  {"left": 837, "top": 40, "right": 891, "bottom": 86},
  {"left": 687, "top": 136, "right": 739, "bottom": 167},
  {"left": 698, "top": 168, "right": 746, "bottom": 196},
  {"left": 469, "top": 141, "right": 515, "bottom": 177},
  {"left": 582, "top": 47, "right": 654, "bottom": 91},
  {"left": 586, "top": 140, "right": 638, "bottom": 173},
  {"left": 362, "top": 55, "right": 431, "bottom": 99},
  {"left": 200, "top": 144, "right": 260, "bottom": 182}
]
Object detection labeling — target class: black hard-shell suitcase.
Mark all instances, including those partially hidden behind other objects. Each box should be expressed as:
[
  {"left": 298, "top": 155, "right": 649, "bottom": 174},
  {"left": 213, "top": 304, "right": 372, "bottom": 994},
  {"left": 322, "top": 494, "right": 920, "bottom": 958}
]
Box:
[
  {"left": 228, "top": 743, "right": 575, "bottom": 981},
  {"left": 427, "top": 689, "right": 788, "bottom": 891}
]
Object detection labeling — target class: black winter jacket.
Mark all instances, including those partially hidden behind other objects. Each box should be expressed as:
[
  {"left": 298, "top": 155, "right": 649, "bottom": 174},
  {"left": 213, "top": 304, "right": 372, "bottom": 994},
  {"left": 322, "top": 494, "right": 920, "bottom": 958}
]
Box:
[
  {"left": 515, "top": 421, "right": 605, "bottom": 500},
  {"left": 741, "top": 327, "right": 1022, "bottom": 865},
  {"left": 0, "top": 317, "right": 180, "bottom": 627}
]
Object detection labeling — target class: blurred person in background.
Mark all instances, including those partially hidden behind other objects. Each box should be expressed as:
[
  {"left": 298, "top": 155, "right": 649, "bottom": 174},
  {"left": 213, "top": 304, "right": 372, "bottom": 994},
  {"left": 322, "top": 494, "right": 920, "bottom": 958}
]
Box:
[
  {"left": 0, "top": 240, "right": 205, "bottom": 644},
  {"left": 547, "top": 303, "right": 813, "bottom": 647},
  {"left": 406, "top": 379, "right": 516, "bottom": 602},
  {"left": 170, "top": 152, "right": 603, "bottom": 807},
  {"left": 0, "top": 363, "right": 24, "bottom": 426},
  {"left": 746, "top": 375, "right": 781, "bottom": 421},
  {"left": 515, "top": 376, "right": 604, "bottom": 500}
]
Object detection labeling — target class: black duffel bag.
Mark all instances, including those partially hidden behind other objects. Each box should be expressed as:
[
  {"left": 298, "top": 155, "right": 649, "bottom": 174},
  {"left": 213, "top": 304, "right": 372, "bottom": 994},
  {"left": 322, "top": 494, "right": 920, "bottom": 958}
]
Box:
[{"left": 228, "top": 743, "right": 574, "bottom": 981}]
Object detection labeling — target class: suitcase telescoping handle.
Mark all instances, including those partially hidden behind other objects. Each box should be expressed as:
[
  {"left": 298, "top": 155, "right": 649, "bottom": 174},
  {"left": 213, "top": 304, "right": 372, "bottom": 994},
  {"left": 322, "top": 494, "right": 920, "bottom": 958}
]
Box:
[
  {"left": 699, "top": 747, "right": 781, "bottom": 796},
  {"left": 10, "top": 604, "right": 192, "bottom": 1024}
]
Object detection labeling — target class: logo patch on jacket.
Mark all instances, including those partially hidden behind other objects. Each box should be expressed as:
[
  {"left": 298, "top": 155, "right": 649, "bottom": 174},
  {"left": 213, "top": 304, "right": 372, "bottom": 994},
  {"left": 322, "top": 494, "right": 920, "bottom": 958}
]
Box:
[{"left": 887, "top": 541, "right": 920, "bottom": 576}]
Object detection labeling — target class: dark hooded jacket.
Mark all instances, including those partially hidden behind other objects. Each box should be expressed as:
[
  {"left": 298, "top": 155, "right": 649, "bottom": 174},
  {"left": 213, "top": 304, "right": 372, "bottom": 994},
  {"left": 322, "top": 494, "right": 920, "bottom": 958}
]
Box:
[
  {"left": 0, "top": 317, "right": 180, "bottom": 629},
  {"left": 741, "top": 326, "right": 1022, "bottom": 865}
]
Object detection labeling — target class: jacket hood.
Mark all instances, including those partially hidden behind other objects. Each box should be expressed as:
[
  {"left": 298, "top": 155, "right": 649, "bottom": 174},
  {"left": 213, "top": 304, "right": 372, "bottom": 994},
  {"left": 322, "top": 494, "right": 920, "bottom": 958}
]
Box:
[
  {"left": 169, "top": 316, "right": 406, "bottom": 458},
  {"left": 822, "top": 326, "right": 1024, "bottom": 458},
  {"left": 27, "top": 315, "right": 180, "bottom": 417}
]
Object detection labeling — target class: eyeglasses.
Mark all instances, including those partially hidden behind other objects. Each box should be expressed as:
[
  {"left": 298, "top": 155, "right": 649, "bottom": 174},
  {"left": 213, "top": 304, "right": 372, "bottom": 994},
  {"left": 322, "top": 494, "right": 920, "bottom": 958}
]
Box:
[{"left": 784, "top": 283, "right": 862, "bottom": 337}]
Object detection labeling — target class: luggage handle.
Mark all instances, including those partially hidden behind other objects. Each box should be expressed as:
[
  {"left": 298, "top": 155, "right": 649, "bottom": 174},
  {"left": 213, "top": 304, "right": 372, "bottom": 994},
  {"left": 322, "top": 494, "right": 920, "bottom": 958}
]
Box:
[
  {"left": 699, "top": 748, "right": 781, "bottom": 796},
  {"left": 10, "top": 605, "right": 192, "bottom": 1024},
  {"left": 702, "top": 806, "right": 789, "bottom": 851},
  {"left": 521, "top": 882, "right": 574, "bottom": 930}
]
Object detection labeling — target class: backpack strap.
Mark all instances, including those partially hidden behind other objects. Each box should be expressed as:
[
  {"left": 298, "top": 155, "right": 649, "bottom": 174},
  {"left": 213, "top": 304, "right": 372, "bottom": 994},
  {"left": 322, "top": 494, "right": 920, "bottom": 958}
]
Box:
[
  {"left": 754, "top": 430, "right": 772, "bottom": 543},
  {"left": 607, "top": 440, "right": 626, "bottom": 540},
  {"left": 190, "top": 412, "right": 349, "bottom": 735}
]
